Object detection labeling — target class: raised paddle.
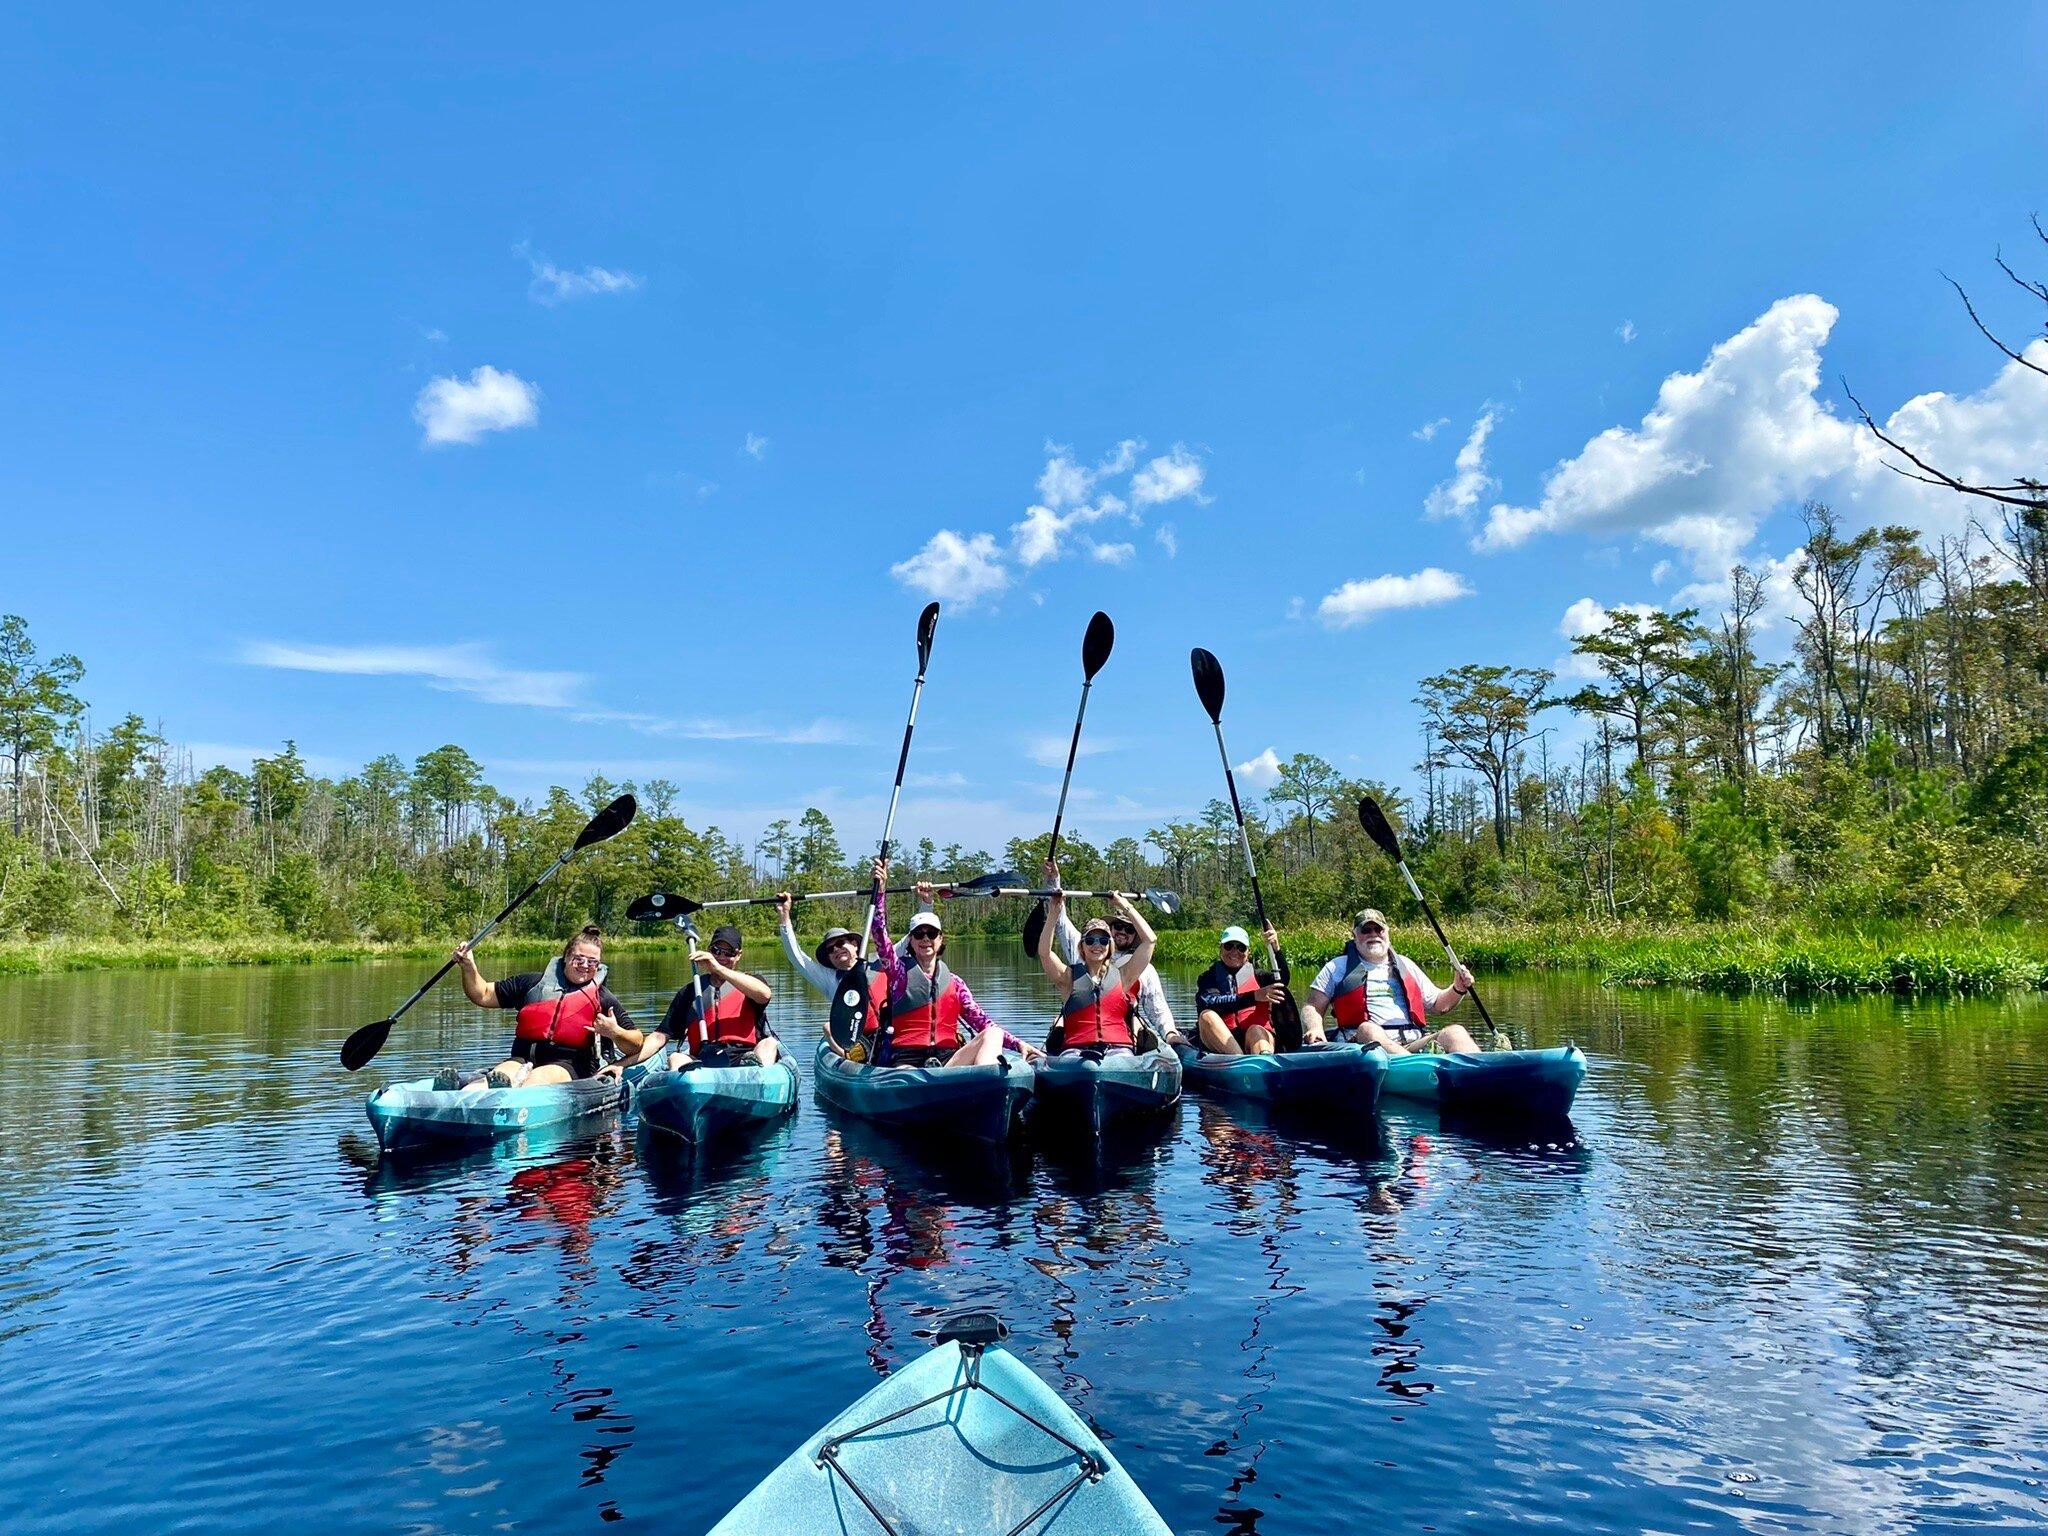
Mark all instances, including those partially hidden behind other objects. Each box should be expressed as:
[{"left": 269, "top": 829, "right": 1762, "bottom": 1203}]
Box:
[
  {"left": 628, "top": 869, "right": 1024, "bottom": 923},
  {"left": 829, "top": 603, "right": 940, "bottom": 1053},
  {"left": 1026, "top": 611, "right": 1115, "bottom": 953},
  {"left": 998, "top": 886, "right": 1181, "bottom": 913},
  {"left": 339, "top": 792, "right": 639, "bottom": 1071},
  {"left": 1190, "top": 648, "right": 1305, "bottom": 1051},
  {"left": 1356, "top": 795, "right": 1497, "bottom": 1033}
]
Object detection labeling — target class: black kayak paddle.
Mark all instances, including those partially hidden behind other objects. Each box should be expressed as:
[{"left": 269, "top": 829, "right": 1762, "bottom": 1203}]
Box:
[
  {"left": 339, "top": 792, "right": 638, "bottom": 1072},
  {"left": 628, "top": 869, "right": 1023, "bottom": 923},
  {"left": 1025, "top": 611, "right": 1114, "bottom": 955}
]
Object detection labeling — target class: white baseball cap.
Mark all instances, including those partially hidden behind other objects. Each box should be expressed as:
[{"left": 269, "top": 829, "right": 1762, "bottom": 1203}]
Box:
[
  {"left": 907, "top": 910, "right": 944, "bottom": 934},
  {"left": 1219, "top": 925, "right": 1250, "bottom": 948}
]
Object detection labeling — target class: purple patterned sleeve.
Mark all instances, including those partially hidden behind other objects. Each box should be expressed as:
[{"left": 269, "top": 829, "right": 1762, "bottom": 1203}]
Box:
[
  {"left": 952, "top": 977, "right": 998, "bottom": 1035},
  {"left": 871, "top": 892, "right": 907, "bottom": 996}
]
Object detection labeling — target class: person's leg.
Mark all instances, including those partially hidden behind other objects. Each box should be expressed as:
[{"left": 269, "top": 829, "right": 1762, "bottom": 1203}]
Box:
[
  {"left": 1244, "top": 1024, "right": 1276, "bottom": 1056},
  {"left": 1429, "top": 1023, "right": 1480, "bottom": 1054},
  {"left": 1357, "top": 1022, "right": 1415, "bottom": 1056},
  {"left": 523, "top": 1062, "right": 575, "bottom": 1086},
  {"left": 948, "top": 1030, "right": 1004, "bottom": 1067},
  {"left": 750, "top": 1036, "right": 781, "bottom": 1067},
  {"left": 469, "top": 1058, "right": 528, "bottom": 1090},
  {"left": 1198, "top": 1010, "right": 1242, "bottom": 1054}
]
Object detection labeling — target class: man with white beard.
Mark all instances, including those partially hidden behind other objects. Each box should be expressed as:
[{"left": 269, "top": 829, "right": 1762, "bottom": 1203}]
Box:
[{"left": 1300, "top": 908, "right": 1480, "bottom": 1055}]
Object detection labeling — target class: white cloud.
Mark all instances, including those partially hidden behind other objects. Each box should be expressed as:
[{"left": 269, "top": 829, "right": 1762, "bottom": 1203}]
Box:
[
  {"left": 1235, "top": 747, "right": 1282, "bottom": 789},
  {"left": 413, "top": 366, "right": 540, "bottom": 447},
  {"left": 1476, "top": 295, "right": 2048, "bottom": 576},
  {"left": 521, "top": 245, "right": 642, "bottom": 305},
  {"left": 241, "top": 641, "right": 584, "bottom": 708},
  {"left": 1130, "top": 444, "right": 1207, "bottom": 506},
  {"left": 1024, "top": 734, "right": 1122, "bottom": 768},
  {"left": 895, "top": 440, "right": 1206, "bottom": 598},
  {"left": 743, "top": 432, "right": 770, "bottom": 460},
  {"left": 1617, "top": 320, "right": 1638, "bottom": 344},
  {"left": 1412, "top": 417, "right": 1451, "bottom": 442},
  {"left": 1650, "top": 559, "right": 1672, "bottom": 585},
  {"left": 1555, "top": 597, "right": 1668, "bottom": 679},
  {"left": 1315, "top": 568, "right": 1474, "bottom": 629},
  {"left": 1423, "top": 407, "right": 1500, "bottom": 520},
  {"left": 890, "top": 531, "right": 1011, "bottom": 607}
]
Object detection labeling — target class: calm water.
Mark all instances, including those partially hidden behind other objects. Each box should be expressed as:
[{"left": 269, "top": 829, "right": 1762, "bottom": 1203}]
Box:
[{"left": 3, "top": 944, "right": 2045, "bottom": 1535}]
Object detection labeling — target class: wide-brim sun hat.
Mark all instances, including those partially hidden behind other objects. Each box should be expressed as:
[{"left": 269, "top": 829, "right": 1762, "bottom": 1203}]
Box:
[{"left": 813, "top": 927, "right": 860, "bottom": 964}]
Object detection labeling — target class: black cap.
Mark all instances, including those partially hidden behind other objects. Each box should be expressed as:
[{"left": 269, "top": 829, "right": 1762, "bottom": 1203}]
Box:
[{"left": 710, "top": 924, "right": 744, "bottom": 951}]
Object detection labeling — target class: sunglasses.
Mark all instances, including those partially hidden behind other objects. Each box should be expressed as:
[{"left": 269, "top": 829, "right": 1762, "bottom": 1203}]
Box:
[
  {"left": 1221, "top": 942, "right": 1249, "bottom": 953},
  {"left": 566, "top": 954, "right": 601, "bottom": 966},
  {"left": 909, "top": 927, "right": 940, "bottom": 941},
  {"left": 710, "top": 945, "right": 739, "bottom": 959},
  {"left": 1081, "top": 931, "right": 1112, "bottom": 947},
  {"left": 1356, "top": 925, "right": 1386, "bottom": 937},
  {"left": 1109, "top": 922, "right": 1137, "bottom": 935}
]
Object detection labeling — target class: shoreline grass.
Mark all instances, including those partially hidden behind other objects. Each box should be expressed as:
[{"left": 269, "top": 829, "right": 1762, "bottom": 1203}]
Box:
[{"left": 3, "top": 921, "right": 2043, "bottom": 996}]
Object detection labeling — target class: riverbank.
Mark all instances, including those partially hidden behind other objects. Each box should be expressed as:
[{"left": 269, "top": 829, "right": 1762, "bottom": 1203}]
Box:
[
  {"left": 4, "top": 920, "right": 2044, "bottom": 995},
  {"left": 1148, "top": 920, "right": 2048, "bottom": 997}
]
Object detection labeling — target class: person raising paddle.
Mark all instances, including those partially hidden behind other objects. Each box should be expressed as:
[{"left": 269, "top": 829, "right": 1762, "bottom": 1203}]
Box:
[
  {"left": 434, "top": 925, "right": 638, "bottom": 1091},
  {"left": 1042, "top": 858, "right": 1180, "bottom": 1044},
  {"left": 868, "top": 857, "right": 1037, "bottom": 1069},
  {"left": 1035, "top": 888, "right": 1158, "bottom": 1058},
  {"left": 1300, "top": 908, "right": 1478, "bottom": 1054}
]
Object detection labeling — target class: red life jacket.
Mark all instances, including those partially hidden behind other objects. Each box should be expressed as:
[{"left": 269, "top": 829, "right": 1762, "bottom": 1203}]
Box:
[
  {"left": 891, "top": 958, "right": 964, "bottom": 1051},
  {"left": 1061, "top": 962, "right": 1136, "bottom": 1049},
  {"left": 691, "top": 981, "right": 766, "bottom": 1049},
  {"left": 513, "top": 959, "right": 605, "bottom": 1050},
  {"left": 1326, "top": 945, "right": 1429, "bottom": 1030},
  {"left": 1207, "top": 960, "right": 1269, "bottom": 1037}
]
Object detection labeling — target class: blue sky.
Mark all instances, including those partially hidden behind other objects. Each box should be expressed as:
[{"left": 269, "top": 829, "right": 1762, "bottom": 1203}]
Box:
[{"left": 5, "top": 3, "right": 2045, "bottom": 853}]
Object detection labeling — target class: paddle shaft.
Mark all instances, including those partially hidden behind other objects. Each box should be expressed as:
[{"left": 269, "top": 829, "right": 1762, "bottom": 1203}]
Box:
[
  {"left": 1387, "top": 856, "right": 1496, "bottom": 1031},
  {"left": 1047, "top": 676, "right": 1094, "bottom": 864},
  {"left": 675, "top": 879, "right": 1011, "bottom": 913},
  {"left": 385, "top": 847, "right": 574, "bottom": 1025},
  {"left": 1204, "top": 720, "right": 1280, "bottom": 967},
  {"left": 857, "top": 650, "right": 933, "bottom": 966}
]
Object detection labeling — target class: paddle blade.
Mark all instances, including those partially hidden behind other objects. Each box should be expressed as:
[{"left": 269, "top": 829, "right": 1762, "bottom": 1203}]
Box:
[
  {"left": 1022, "top": 901, "right": 1047, "bottom": 958},
  {"left": 1082, "top": 610, "right": 1115, "bottom": 679},
  {"left": 1143, "top": 888, "right": 1182, "bottom": 917},
  {"left": 952, "top": 868, "right": 1026, "bottom": 896},
  {"left": 340, "top": 1018, "right": 394, "bottom": 1073},
  {"left": 627, "top": 891, "right": 702, "bottom": 922},
  {"left": 826, "top": 960, "right": 876, "bottom": 1050},
  {"left": 1190, "top": 647, "right": 1226, "bottom": 722},
  {"left": 576, "top": 793, "right": 638, "bottom": 850},
  {"left": 915, "top": 601, "right": 941, "bottom": 673},
  {"left": 1358, "top": 796, "right": 1405, "bottom": 862}
]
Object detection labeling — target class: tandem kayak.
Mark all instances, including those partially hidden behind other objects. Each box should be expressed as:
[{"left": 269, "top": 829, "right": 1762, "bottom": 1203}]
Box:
[
  {"left": 708, "top": 1311, "right": 1170, "bottom": 1536},
  {"left": 1031, "top": 1049, "right": 1182, "bottom": 1139},
  {"left": 634, "top": 1058, "right": 800, "bottom": 1147},
  {"left": 812, "top": 1040, "right": 1032, "bottom": 1145},
  {"left": 1171, "top": 1039, "right": 1386, "bottom": 1114},
  {"left": 365, "top": 1070, "right": 634, "bottom": 1154},
  {"left": 1381, "top": 1044, "right": 1587, "bottom": 1119}
]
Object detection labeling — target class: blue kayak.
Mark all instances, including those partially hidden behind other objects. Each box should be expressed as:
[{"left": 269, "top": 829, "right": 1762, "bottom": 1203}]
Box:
[
  {"left": 812, "top": 1040, "right": 1032, "bottom": 1145},
  {"left": 708, "top": 1313, "right": 1170, "bottom": 1535},
  {"left": 365, "top": 1068, "right": 637, "bottom": 1154},
  {"left": 634, "top": 1058, "right": 799, "bottom": 1147},
  {"left": 1382, "top": 1044, "right": 1586, "bottom": 1118},
  {"left": 1031, "top": 1049, "right": 1182, "bottom": 1139},
  {"left": 1171, "top": 1039, "right": 1386, "bottom": 1113}
]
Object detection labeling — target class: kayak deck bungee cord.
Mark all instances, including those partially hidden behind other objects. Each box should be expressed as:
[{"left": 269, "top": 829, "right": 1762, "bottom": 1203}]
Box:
[
  {"left": 633, "top": 1057, "right": 800, "bottom": 1147},
  {"left": 1030, "top": 1048, "right": 1182, "bottom": 1139}
]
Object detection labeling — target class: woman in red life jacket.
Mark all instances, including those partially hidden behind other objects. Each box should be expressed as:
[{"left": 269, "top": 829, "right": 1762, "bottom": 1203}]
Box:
[
  {"left": 1193, "top": 924, "right": 1289, "bottom": 1055},
  {"left": 435, "top": 925, "right": 638, "bottom": 1091},
  {"left": 606, "top": 924, "right": 778, "bottom": 1075},
  {"left": 868, "top": 859, "right": 1037, "bottom": 1070},
  {"left": 1299, "top": 908, "right": 1478, "bottom": 1054},
  {"left": 1034, "top": 889, "right": 1158, "bottom": 1058}
]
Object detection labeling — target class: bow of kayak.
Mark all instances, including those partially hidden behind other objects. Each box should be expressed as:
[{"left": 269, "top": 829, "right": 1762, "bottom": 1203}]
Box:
[
  {"left": 1171, "top": 1039, "right": 1386, "bottom": 1113},
  {"left": 1031, "top": 1049, "right": 1182, "bottom": 1139},
  {"left": 811, "top": 1039, "right": 1032, "bottom": 1145},
  {"left": 708, "top": 1315, "right": 1170, "bottom": 1536},
  {"left": 634, "top": 1058, "right": 800, "bottom": 1147},
  {"left": 1381, "top": 1044, "right": 1586, "bottom": 1118},
  {"left": 365, "top": 1070, "right": 633, "bottom": 1154}
]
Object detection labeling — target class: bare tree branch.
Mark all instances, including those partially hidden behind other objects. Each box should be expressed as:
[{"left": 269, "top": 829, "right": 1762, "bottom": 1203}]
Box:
[
  {"left": 1945, "top": 272, "right": 2048, "bottom": 376},
  {"left": 1842, "top": 379, "right": 2048, "bottom": 511},
  {"left": 1994, "top": 246, "right": 2048, "bottom": 305}
]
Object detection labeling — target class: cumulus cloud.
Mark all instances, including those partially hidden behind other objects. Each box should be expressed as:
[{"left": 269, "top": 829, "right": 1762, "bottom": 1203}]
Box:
[
  {"left": 1412, "top": 417, "right": 1451, "bottom": 442},
  {"left": 1235, "top": 748, "right": 1283, "bottom": 789},
  {"left": 890, "top": 531, "right": 1011, "bottom": 607},
  {"left": 892, "top": 440, "right": 1208, "bottom": 603},
  {"left": 413, "top": 366, "right": 540, "bottom": 447},
  {"left": 1423, "top": 407, "right": 1500, "bottom": 520},
  {"left": 241, "top": 640, "right": 584, "bottom": 708},
  {"left": 743, "top": 432, "right": 770, "bottom": 460},
  {"left": 1130, "top": 444, "right": 1208, "bottom": 506},
  {"left": 1476, "top": 295, "right": 2048, "bottom": 576},
  {"left": 1315, "top": 568, "right": 1474, "bottom": 629},
  {"left": 521, "top": 245, "right": 642, "bottom": 305}
]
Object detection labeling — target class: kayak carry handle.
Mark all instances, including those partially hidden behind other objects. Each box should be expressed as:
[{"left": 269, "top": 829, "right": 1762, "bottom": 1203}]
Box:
[{"left": 934, "top": 1309, "right": 1008, "bottom": 1350}]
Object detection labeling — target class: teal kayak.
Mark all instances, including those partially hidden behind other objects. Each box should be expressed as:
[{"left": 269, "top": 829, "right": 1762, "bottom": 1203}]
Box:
[
  {"left": 1031, "top": 1049, "right": 1182, "bottom": 1139},
  {"left": 812, "top": 1040, "right": 1032, "bottom": 1145},
  {"left": 1381, "top": 1044, "right": 1586, "bottom": 1118},
  {"left": 634, "top": 1058, "right": 799, "bottom": 1147},
  {"left": 708, "top": 1311, "right": 1170, "bottom": 1535},
  {"left": 1171, "top": 1039, "right": 1386, "bottom": 1113},
  {"left": 365, "top": 1069, "right": 635, "bottom": 1154}
]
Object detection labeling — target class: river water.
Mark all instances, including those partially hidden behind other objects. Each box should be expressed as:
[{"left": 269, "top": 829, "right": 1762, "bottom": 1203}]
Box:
[{"left": 2, "top": 945, "right": 2044, "bottom": 1535}]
